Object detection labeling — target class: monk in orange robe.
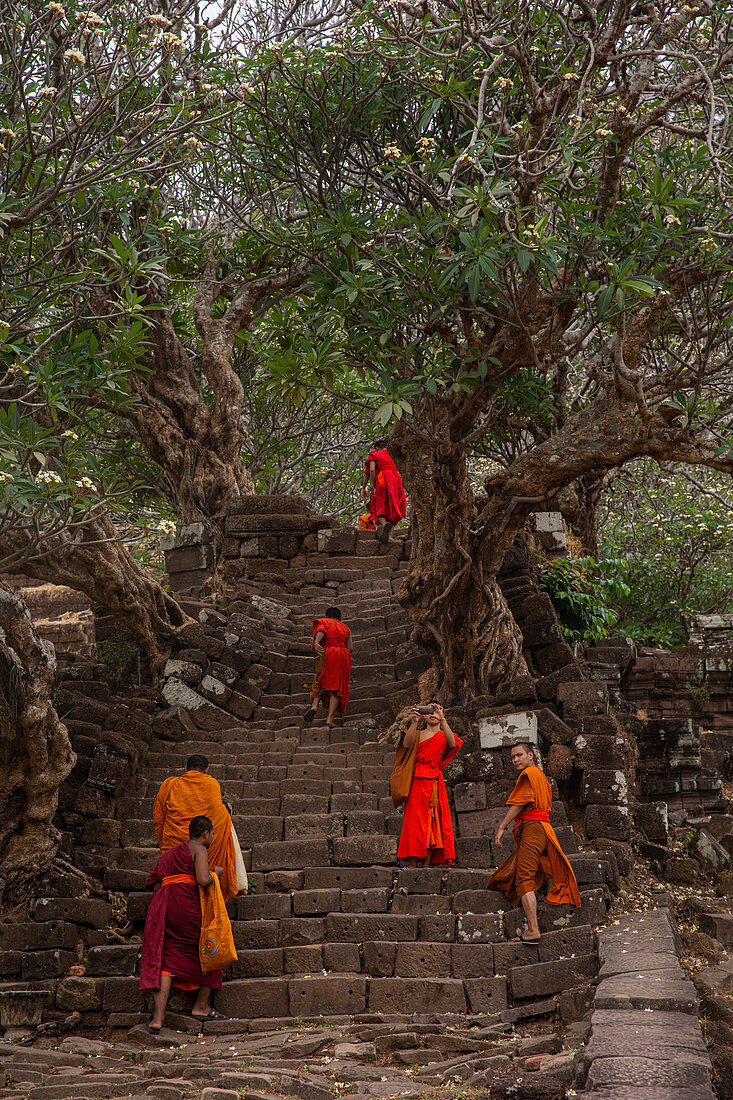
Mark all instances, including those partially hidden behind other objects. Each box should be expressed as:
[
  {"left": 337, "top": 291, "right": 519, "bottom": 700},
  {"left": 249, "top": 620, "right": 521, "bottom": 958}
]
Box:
[
  {"left": 396, "top": 703, "right": 462, "bottom": 867},
  {"left": 488, "top": 742, "right": 580, "bottom": 944},
  {"left": 304, "top": 607, "right": 352, "bottom": 728},
  {"left": 153, "top": 755, "right": 245, "bottom": 903},
  {"left": 361, "top": 440, "right": 407, "bottom": 543}
]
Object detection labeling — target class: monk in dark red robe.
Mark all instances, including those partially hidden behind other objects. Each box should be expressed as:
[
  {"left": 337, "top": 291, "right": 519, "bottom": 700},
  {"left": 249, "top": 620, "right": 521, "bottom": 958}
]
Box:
[
  {"left": 140, "top": 815, "right": 226, "bottom": 1030},
  {"left": 304, "top": 607, "right": 352, "bottom": 728},
  {"left": 397, "top": 704, "right": 462, "bottom": 866},
  {"left": 361, "top": 440, "right": 407, "bottom": 543},
  {"left": 489, "top": 742, "right": 580, "bottom": 944}
]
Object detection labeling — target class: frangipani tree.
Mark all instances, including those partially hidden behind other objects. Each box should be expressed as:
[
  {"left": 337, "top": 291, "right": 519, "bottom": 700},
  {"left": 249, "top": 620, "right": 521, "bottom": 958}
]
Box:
[{"left": 224, "top": 0, "right": 733, "bottom": 697}]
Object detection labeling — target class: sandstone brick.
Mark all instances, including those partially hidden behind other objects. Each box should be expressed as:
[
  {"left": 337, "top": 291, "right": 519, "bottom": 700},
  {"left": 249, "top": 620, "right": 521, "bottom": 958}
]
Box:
[
  {"left": 453, "top": 781, "right": 487, "bottom": 813},
  {"left": 508, "top": 955, "right": 596, "bottom": 998},
  {"left": 217, "top": 978, "right": 289, "bottom": 1018},
  {"left": 539, "top": 926, "right": 595, "bottom": 962},
  {"left": 392, "top": 894, "right": 450, "bottom": 915},
  {"left": 340, "top": 888, "right": 389, "bottom": 913},
  {"left": 326, "top": 914, "right": 418, "bottom": 942},
  {"left": 236, "top": 893, "right": 291, "bottom": 920},
  {"left": 252, "top": 839, "right": 330, "bottom": 871},
  {"left": 280, "top": 918, "right": 326, "bottom": 946},
  {"left": 283, "top": 946, "right": 323, "bottom": 973},
  {"left": 285, "top": 814, "right": 344, "bottom": 840},
  {"left": 584, "top": 804, "right": 631, "bottom": 841},
  {"left": 56, "top": 976, "right": 105, "bottom": 1011},
  {"left": 453, "top": 890, "right": 507, "bottom": 914},
  {"left": 464, "top": 976, "right": 508, "bottom": 1012},
  {"left": 323, "top": 942, "right": 360, "bottom": 972},
  {"left": 363, "top": 941, "right": 396, "bottom": 976},
  {"left": 332, "top": 836, "right": 396, "bottom": 866},
  {"left": 451, "top": 943, "right": 494, "bottom": 978},
  {"left": 1, "top": 920, "right": 76, "bottom": 951},
  {"left": 230, "top": 948, "right": 284, "bottom": 978},
  {"left": 420, "top": 915, "right": 456, "bottom": 942},
  {"left": 293, "top": 889, "right": 341, "bottom": 916},
  {"left": 231, "top": 920, "right": 280, "bottom": 950},
  {"left": 546, "top": 744, "right": 574, "bottom": 781},
  {"left": 455, "top": 914, "right": 504, "bottom": 943},
  {"left": 289, "top": 975, "right": 367, "bottom": 1015},
  {"left": 369, "top": 977, "right": 467, "bottom": 1014},
  {"left": 394, "top": 942, "right": 452, "bottom": 977}
]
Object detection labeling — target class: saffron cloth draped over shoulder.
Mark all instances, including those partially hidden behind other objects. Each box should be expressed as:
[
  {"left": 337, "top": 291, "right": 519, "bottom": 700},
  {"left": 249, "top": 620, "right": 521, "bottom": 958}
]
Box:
[
  {"left": 153, "top": 771, "right": 238, "bottom": 902},
  {"left": 311, "top": 617, "right": 352, "bottom": 712},
  {"left": 488, "top": 764, "right": 580, "bottom": 907},
  {"left": 365, "top": 449, "right": 407, "bottom": 527}
]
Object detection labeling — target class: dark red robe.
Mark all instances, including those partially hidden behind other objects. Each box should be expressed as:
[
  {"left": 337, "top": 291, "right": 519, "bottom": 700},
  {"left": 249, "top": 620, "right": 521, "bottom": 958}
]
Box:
[
  {"left": 397, "top": 730, "right": 462, "bottom": 864},
  {"left": 365, "top": 449, "right": 407, "bottom": 526},
  {"left": 139, "top": 841, "right": 222, "bottom": 992},
  {"left": 311, "top": 617, "right": 352, "bottom": 712}
]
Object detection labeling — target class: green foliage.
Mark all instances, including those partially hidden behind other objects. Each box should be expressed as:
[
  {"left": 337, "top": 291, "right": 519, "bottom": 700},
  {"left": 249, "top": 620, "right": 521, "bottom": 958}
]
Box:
[
  {"left": 95, "top": 628, "right": 142, "bottom": 689},
  {"left": 598, "top": 463, "right": 733, "bottom": 648},
  {"left": 539, "top": 556, "right": 629, "bottom": 646}
]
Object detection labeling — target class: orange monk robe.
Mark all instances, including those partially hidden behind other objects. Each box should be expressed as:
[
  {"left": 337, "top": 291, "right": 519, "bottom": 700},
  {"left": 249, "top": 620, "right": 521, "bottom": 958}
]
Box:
[
  {"left": 153, "top": 771, "right": 238, "bottom": 903},
  {"left": 488, "top": 764, "right": 580, "bottom": 908}
]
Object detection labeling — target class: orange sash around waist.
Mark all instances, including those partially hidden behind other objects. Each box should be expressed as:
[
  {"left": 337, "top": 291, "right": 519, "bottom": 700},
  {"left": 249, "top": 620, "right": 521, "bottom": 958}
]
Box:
[
  {"left": 517, "top": 809, "right": 550, "bottom": 823},
  {"left": 162, "top": 873, "right": 197, "bottom": 886}
]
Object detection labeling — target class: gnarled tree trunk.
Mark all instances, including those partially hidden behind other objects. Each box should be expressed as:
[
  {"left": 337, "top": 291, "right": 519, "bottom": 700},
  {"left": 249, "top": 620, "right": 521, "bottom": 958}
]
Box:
[
  {"left": 0, "top": 583, "right": 75, "bottom": 897},
  {"left": 392, "top": 424, "right": 528, "bottom": 700}
]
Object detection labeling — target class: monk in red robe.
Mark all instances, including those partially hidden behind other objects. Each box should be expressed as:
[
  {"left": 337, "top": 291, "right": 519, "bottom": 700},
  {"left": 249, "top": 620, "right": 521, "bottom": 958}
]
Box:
[
  {"left": 489, "top": 743, "right": 580, "bottom": 944},
  {"left": 397, "top": 703, "right": 462, "bottom": 867},
  {"left": 153, "top": 755, "right": 246, "bottom": 903},
  {"left": 140, "top": 815, "right": 228, "bottom": 1030},
  {"left": 361, "top": 440, "right": 407, "bottom": 543},
  {"left": 303, "top": 606, "right": 352, "bottom": 728}
]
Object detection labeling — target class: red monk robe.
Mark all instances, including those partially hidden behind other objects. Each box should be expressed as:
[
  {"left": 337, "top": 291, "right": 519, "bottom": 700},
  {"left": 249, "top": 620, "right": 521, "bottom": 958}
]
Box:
[
  {"left": 397, "top": 730, "right": 463, "bottom": 865},
  {"left": 153, "top": 771, "right": 238, "bottom": 902},
  {"left": 365, "top": 449, "right": 407, "bottom": 527},
  {"left": 139, "top": 841, "right": 223, "bottom": 995},
  {"left": 311, "top": 617, "right": 352, "bottom": 712},
  {"left": 488, "top": 764, "right": 580, "bottom": 907}
]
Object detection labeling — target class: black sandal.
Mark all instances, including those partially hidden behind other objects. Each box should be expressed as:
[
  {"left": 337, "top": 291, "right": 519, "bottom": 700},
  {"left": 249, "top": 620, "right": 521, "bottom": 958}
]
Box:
[
  {"left": 192, "top": 1008, "right": 228, "bottom": 1020},
  {"left": 377, "top": 521, "right": 394, "bottom": 544},
  {"left": 146, "top": 1022, "right": 162, "bottom": 1033},
  {"left": 516, "top": 932, "right": 541, "bottom": 945},
  {"left": 303, "top": 706, "right": 317, "bottom": 724}
]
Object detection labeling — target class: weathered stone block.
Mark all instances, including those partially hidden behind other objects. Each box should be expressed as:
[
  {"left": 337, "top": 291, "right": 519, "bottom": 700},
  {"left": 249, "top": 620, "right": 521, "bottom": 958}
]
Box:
[
  {"left": 394, "top": 942, "right": 452, "bottom": 977},
  {"left": 585, "top": 804, "right": 631, "bottom": 841},
  {"left": 557, "top": 681, "right": 609, "bottom": 718},
  {"left": 508, "top": 955, "right": 596, "bottom": 999},
  {"left": 369, "top": 977, "right": 467, "bottom": 1013},
  {"left": 453, "top": 781, "right": 487, "bottom": 814},
  {"left": 363, "top": 941, "right": 396, "bottom": 976},
  {"left": 56, "top": 977, "right": 105, "bottom": 1011},
  {"left": 289, "top": 975, "right": 367, "bottom": 1015},
  {"left": 479, "top": 711, "right": 538, "bottom": 750},
  {"left": 463, "top": 976, "right": 508, "bottom": 1012},
  {"left": 451, "top": 943, "right": 494, "bottom": 978},
  {"left": 217, "top": 977, "right": 290, "bottom": 1018},
  {"left": 581, "top": 768, "right": 628, "bottom": 806}
]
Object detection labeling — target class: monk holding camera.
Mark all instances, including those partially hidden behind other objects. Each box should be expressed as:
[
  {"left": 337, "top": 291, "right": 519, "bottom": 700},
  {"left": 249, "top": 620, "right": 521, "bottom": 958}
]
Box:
[{"left": 396, "top": 704, "right": 462, "bottom": 867}]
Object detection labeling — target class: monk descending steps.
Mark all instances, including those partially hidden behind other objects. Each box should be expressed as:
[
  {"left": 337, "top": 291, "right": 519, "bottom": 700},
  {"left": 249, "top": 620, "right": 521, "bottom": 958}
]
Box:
[
  {"left": 304, "top": 606, "right": 352, "bottom": 728},
  {"left": 489, "top": 742, "right": 580, "bottom": 944}
]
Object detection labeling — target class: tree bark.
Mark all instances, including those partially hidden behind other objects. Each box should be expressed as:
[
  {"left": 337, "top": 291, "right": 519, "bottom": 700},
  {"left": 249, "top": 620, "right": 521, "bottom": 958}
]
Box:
[
  {"left": 0, "top": 583, "right": 75, "bottom": 897},
  {"left": 554, "top": 472, "right": 617, "bottom": 558},
  {"left": 391, "top": 419, "right": 528, "bottom": 700},
  {"left": 0, "top": 510, "right": 190, "bottom": 674}
]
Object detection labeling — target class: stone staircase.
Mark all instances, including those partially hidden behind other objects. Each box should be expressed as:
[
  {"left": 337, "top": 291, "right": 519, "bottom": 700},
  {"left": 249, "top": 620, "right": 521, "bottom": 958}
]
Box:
[
  {"left": 0, "top": 521, "right": 621, "bottom": 1046},
  {"left": 76, "top": 530, "right": 611, "bottom": 1031}
]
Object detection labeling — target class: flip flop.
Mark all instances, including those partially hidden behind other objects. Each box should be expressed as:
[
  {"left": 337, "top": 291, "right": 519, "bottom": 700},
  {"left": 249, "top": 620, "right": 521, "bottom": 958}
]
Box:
[
  {"left": 192, "top": 1008, "right": 228, "bottom": 1020},
  {"left": 377, "top": 521, "right": 394, "bottom": 544},
  {"left": 516, "top": 932, "right": 541, "bottom": 945},
  {"left": 303, "top": 706, "right": 317, "bottom": 724},
  {"left": 146, "top": 1022, "right": 162, "bottom": 1034}
]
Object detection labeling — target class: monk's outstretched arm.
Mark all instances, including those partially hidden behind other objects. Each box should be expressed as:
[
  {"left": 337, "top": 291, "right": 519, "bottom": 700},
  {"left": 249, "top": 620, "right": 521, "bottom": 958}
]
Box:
[{"left": 494, "top": 804, "right": 528, "bottom": 850}]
